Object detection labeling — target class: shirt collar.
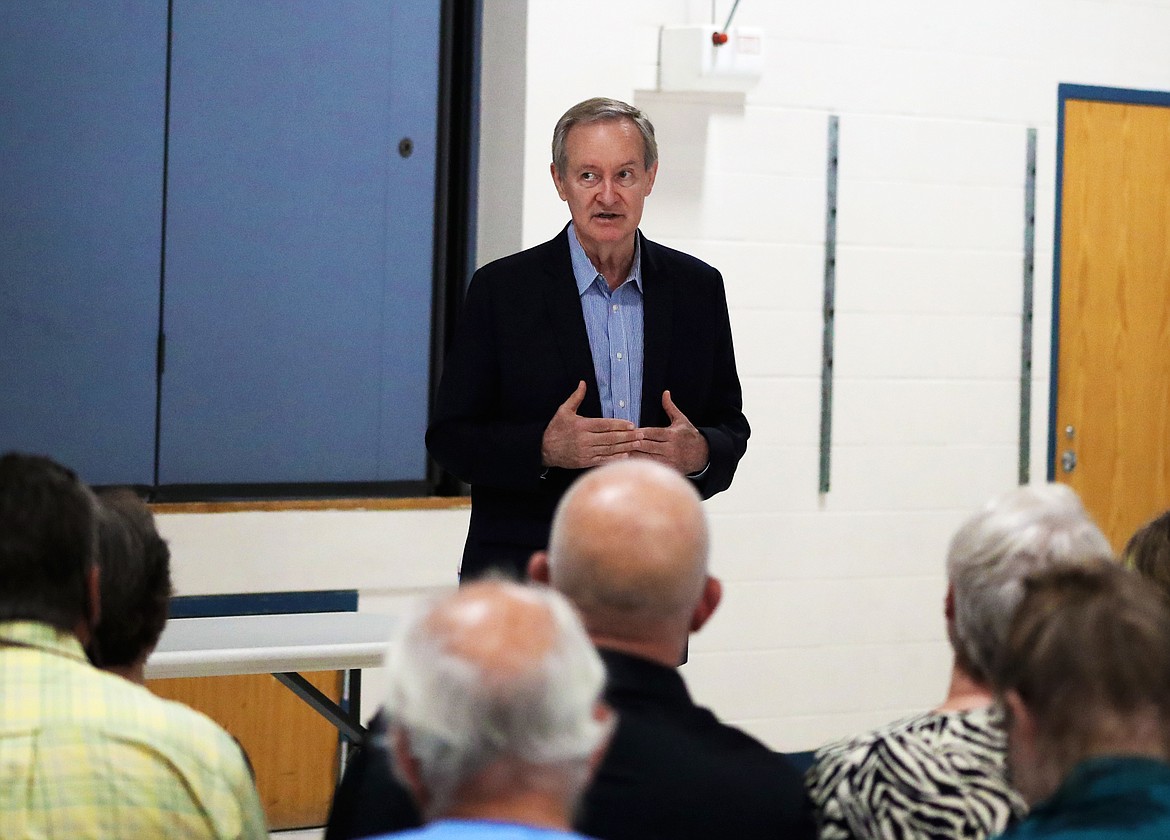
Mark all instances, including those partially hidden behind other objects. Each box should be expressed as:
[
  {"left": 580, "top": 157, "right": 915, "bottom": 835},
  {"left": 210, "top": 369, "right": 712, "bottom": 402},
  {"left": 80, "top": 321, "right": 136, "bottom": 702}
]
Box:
[
  {"left": 568, "top": 222, "right": 643, "bottom": 296},
  {"left": 0, "top": 620, "right": 90, "bottom": 664}
]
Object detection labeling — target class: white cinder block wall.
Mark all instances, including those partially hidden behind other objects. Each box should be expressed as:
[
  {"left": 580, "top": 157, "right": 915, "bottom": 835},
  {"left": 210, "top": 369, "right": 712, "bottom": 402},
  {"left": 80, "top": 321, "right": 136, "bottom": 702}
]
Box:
[{"left": 157, "top": 0, "right": 1170, "bottom": 753}]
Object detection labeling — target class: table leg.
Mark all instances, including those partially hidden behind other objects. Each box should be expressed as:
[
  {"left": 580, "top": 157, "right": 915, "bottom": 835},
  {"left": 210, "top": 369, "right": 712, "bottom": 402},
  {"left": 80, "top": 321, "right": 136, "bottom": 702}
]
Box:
[{"left": 274, "top": 672, "right": 366, "bottom": 743}]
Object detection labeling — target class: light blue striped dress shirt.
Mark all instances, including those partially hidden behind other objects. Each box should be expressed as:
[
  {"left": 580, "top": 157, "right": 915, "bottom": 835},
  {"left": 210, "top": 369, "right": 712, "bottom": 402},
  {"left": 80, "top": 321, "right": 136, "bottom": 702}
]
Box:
[{"left": 567, "top": 223, "right": 644, "bottom": 424}]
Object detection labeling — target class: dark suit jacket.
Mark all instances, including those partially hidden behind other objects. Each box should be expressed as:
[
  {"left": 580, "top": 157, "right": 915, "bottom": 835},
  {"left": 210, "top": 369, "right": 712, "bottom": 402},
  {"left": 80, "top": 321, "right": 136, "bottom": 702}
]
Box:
[
  {"left": 581, "top": 649, "right": 816, "bottom": 840},
  {"left": 323, "top": 709, "right": 420, "bottom": 840},
  {"left": 324, "top": 649, "right": 814, "bottom": 840},
  {"left": 426, "top": 227, "right": 750, "bottom": 579}
]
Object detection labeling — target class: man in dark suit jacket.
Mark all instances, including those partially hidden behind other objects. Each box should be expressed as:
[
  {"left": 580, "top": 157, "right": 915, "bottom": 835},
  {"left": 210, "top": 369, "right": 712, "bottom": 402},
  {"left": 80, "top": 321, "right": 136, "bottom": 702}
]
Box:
[
  {"left": 529, "top": 461, "right": 814, "bottom": 839},
  {"left": 324, "top": 461, "right": 814, "bottom": 840},
  {"left": 427, "top": 97, "right": 749, "bottom": 580}
]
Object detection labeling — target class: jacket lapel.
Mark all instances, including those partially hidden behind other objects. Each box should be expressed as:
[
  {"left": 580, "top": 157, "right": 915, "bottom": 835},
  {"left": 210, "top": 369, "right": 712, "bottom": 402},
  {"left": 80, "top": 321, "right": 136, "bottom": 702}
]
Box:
[
  {"left": 639, "top": 235, "right": 673, "bottom": 427},
  {"left": 541, "top": 227, "right": 603, "bottom": 417}
]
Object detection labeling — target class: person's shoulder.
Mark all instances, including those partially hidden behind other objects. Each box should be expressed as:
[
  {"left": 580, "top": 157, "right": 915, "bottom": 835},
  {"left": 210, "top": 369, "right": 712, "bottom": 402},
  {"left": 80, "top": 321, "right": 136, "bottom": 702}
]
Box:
[
  {"left": 589, "top": 679, "right": 812, "bottom": 837},
  {"left": 15, "top": 664, "right": 263, "bottom": 836},
  {"left": 699, "top": 710, "right": 786, "bottom": 759},
  {"left": 808, "top": 709, "right": 1024, "bottom": 838},
  {"left": 639, "top": 234, "right": 721, "bottom": 279},
  {"left": 25, "top": 660, "right": 235, "bottom": 758},
  {"left": 472, "top": 230, "right": 569, "bottom": 283},
  {"left": 98, "top": 676, "right": 252, "bottom": 773},
  {"left": 821, "top": 709, "right": 941, "bottom": 753},
  {"left": 137, "top": 688, "right": 238, "bottom": 740},
  {"left": 625, "top": 681, "right": 794, "bottom": 774},
  {"left": 808, "top": 711, "right": 940, "bottom": 786}
]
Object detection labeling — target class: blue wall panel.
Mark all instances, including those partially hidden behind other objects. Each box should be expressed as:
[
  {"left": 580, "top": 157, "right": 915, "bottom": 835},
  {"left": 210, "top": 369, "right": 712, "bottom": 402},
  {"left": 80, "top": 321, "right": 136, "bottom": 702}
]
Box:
[
  {"left": 159, "top": 0, "right": 439, "bottom": 484},
  {"left": 0, "top": 2, "right": 165, "bottom": 485}
]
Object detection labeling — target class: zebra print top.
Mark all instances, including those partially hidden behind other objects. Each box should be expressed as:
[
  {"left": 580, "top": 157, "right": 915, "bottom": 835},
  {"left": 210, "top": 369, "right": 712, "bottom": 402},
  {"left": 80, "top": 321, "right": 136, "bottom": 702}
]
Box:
[{"left": 805, "top": 706, "right": 1027, "bottom": 840}]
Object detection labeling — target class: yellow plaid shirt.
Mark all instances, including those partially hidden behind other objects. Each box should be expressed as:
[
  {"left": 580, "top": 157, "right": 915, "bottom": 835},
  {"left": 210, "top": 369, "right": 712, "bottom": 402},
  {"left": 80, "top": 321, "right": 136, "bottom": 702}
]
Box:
[{"left": 0, "top": 621, "right": 267, "bottom": 839}]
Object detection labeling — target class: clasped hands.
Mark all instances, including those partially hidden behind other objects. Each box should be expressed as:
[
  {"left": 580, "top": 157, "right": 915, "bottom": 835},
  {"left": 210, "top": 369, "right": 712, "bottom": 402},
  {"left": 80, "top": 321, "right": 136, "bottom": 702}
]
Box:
[{"left": 540, "top": 381, "right": 708, "bottom": 475}]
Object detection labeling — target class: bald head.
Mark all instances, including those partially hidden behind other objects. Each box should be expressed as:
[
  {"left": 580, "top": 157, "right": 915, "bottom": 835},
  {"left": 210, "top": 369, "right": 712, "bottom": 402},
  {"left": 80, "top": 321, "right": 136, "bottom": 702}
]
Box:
[
  {"left": 385, "top": 580, "right": 609, "bottom": 819},
  {"left": 425, "top": 580, "right": 558, "bottom": 682},
  {"left": 542, "top": 461, "right": 714, "bottom": 652}
]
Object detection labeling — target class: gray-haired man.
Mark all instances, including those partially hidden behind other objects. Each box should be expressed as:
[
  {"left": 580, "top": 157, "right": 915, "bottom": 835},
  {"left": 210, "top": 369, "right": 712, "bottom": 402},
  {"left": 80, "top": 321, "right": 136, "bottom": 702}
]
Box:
[{"left": 372, "top": 579, "right": 612, "bottom": 839}]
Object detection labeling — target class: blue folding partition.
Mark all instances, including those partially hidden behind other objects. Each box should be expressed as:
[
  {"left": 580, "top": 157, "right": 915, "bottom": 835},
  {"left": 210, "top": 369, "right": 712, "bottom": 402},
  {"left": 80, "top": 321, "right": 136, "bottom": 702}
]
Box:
[
  {"left": 0, "top": 1, "right": 441, "bottom": 493},
  {"left": 159, "top": 1, "right": 439, "bottom": 487},
  {"left": 0, "top": 3, "right": 165, "bottom": 485}
]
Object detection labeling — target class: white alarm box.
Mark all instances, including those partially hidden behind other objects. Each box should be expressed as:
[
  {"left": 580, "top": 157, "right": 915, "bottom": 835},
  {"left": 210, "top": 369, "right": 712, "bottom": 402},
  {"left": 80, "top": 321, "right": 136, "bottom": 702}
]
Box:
[{"left": 658, "top": 25, "right": 764, "bottom": 93}]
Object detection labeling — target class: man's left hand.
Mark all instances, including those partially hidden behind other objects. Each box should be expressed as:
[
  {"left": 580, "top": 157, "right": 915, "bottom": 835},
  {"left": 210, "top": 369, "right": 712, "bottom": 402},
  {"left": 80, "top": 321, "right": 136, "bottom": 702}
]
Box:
[{"left": 633, "top": 390, "right": 709, "bottom": 475}]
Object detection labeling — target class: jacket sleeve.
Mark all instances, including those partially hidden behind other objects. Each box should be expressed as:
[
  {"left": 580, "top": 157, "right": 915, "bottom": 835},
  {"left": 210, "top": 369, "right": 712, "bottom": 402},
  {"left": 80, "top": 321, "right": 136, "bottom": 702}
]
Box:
[
  {"left": 425, "top": 268, "right": 550, "bottom": 492},
  {"left": 691, "top": 271, "right": 749, "bottom": 500}
]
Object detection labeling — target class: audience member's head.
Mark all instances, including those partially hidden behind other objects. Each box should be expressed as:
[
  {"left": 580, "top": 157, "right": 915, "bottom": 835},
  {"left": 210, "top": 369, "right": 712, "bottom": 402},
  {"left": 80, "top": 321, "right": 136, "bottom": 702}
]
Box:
[
  {"left": 384, "top": 579, "right": 611, "bottom": 827},
  {"left": 0, "top": 451, "right": 99, "bottom": 640},
  {"left": 993, "top": 561, "right": 1170, "bottom": 805},
  {"left": 1123, "top": 509, "right": 1170, "bottom": 601},
  {"left": 530, "top": 460, "right": 719, "bottom": 665},
  {"left": 92, "top": 489, "right": 173, "bottom": 682},
  {"left": 945, "top": 483, "right": 1113, "bottom": 685}
]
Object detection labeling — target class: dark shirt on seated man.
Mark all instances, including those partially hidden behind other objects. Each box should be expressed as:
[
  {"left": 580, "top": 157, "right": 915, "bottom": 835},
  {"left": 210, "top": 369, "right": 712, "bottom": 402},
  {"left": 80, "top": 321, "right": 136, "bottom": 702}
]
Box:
[
  {"left": 325, "top": 708, "right": 420, "bottom": 840},
  {"left": 326, "top": 461, "right": 813, "bottom": 840}
]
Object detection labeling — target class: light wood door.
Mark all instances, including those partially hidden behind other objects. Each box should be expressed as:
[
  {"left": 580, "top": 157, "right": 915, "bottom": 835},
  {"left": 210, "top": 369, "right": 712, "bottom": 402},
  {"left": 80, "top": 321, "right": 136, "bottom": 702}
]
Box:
[{"left": 1055, "top": 94, "right": 1170, "bottom": 550}]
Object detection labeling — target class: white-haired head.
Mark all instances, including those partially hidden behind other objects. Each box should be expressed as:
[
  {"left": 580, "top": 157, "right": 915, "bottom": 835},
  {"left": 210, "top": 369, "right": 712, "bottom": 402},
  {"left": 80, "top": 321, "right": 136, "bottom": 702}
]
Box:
[
  {"left": 384, "top": 579, "right": 611, "bottom": 819},
  {"left": 946, "top": 483, "right": 1114, "bottom": 683}
]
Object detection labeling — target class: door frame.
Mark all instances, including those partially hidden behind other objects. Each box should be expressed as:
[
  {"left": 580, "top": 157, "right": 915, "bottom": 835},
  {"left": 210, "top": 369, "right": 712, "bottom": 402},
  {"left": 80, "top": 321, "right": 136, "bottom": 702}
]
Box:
[{"left": 1047, "top": 82, "right": 1170, "bottom": 479}]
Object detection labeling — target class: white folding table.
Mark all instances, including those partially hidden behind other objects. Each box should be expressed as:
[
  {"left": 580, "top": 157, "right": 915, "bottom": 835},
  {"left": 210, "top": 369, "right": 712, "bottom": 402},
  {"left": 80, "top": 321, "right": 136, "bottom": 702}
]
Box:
[{"left": 145, "top": 611, "right": 395, "bottom": 742}]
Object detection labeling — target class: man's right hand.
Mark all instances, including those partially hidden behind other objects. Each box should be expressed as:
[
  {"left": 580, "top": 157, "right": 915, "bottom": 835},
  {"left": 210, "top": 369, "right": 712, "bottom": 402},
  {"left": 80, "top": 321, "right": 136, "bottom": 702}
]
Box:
[{"left": 541, "top": 381, "right": 642, "bottom": 469}]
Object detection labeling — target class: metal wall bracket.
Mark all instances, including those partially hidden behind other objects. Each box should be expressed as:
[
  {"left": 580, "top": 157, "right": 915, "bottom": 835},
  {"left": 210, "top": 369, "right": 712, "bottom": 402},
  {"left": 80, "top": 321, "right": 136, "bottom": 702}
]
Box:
[
  {"left": 1019, "top": 127, "right": 1037, "bottom": 484},
  {"left": 819, "top": 115, "right": 839, "bottom": 494}
]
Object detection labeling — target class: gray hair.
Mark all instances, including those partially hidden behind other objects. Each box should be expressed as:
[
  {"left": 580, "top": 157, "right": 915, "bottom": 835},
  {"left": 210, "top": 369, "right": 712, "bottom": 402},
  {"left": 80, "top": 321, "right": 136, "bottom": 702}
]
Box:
[
  {"left": 384, "top": 581, "right": 610, "bottom": 818},
  {"left": 946, "top": 483, "right": 1114, "bottom": 683},
  {"left": 551, "top": 97, "right": 658, "bottom": 178}
]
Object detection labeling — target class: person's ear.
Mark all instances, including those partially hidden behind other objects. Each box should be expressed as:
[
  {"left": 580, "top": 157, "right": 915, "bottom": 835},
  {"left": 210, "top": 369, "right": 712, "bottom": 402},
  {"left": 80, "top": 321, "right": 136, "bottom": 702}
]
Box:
[
  {"left": 690, "top": 576, "right": 722, "bottom": 633},
  {"left": 944, "top": 584, "right": 956, "bottom": 622},
  {"left": 550, "top": 162, "right": 568, "bottom": 201},
  {"left": 391, "top": 727, "right": 430, "bottom": 811},
  {"left": 1004, "top": 689, "right": 1036, "bottom": 746},
  {"left": 586, "top": 701, "right": 616, "bottom": 780},
  {"left": 528, "top": 550, "right": 551, "bottom": 584},
  {"left": 644, "top": 159, "right": 658, "bottom": 196}
]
